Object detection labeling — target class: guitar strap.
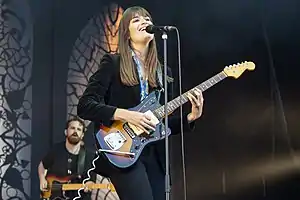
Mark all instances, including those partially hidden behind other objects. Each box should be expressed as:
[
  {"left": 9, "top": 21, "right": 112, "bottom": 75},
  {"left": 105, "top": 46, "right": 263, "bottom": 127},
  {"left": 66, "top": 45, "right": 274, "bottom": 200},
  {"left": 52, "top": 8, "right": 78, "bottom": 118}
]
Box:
[
  {"left": 155, "top": 66, "right": 163, "bottom": 102},
  {"left": 77, "top": 146, "right": 86, "bottom": 175},
  {"left": 156, "top": 65, "right": 174, "bottom": 92},
  {"left": 156, "top": 65, "right": 163, "bottom": 91}
]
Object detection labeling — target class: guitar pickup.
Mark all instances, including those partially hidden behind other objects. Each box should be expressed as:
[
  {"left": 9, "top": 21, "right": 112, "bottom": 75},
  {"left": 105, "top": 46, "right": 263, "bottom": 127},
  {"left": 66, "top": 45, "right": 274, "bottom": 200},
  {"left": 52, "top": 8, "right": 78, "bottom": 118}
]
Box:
[
  {"left": 123, "top": 111, "right": 159, "bottom": 138},
  {"left": 123, "top": 123, "right": 136, "bottom": 138}
]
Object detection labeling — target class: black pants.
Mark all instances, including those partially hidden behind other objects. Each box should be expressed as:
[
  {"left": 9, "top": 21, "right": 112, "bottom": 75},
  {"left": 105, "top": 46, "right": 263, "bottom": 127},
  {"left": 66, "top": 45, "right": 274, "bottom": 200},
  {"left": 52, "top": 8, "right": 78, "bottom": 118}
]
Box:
[{"left": 95, "top": 146, "right": 166, "bottom": 200}]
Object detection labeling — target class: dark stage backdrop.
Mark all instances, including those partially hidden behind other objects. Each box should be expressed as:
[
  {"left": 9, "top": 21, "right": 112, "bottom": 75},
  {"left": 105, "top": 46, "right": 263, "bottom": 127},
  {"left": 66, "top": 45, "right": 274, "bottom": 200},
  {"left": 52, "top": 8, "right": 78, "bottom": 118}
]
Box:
[
  {"left": 0, "top": 0, "right": 299, "bottom": 199},
  {"left": 0, "top": 0, "right": 32, "bottom": 199}
]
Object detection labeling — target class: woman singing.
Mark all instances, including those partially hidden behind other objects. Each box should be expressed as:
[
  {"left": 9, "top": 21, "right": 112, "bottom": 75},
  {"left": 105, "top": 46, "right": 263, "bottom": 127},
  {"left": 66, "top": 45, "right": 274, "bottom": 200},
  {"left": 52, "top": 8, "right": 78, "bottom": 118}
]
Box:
[{"left": 77, "top": 6, "right": 204, "bottom": 200}]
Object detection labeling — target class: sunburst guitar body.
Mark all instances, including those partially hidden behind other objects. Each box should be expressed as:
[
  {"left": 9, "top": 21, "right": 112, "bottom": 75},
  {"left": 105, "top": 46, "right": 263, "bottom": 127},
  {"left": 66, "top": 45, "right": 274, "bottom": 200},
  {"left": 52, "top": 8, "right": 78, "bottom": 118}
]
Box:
[{"left": 40, "top": 174, "right": 115, "bottom": 200}]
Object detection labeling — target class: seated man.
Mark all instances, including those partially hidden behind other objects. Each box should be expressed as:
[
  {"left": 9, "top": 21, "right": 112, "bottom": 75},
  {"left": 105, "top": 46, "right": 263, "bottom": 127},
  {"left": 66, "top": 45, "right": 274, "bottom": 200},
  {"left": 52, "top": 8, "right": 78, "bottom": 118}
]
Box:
[{"left": 38, "top": 117, "right": 96, "bottom": 200}]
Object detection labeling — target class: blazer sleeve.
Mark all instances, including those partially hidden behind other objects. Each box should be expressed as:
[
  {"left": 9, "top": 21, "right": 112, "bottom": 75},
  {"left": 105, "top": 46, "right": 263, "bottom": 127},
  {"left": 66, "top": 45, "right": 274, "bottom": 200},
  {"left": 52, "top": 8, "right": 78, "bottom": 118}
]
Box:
[
  {"left": 77, "top": 54, "right": 117, "bottom": 126},
  {"left": 166, "top": 68, "right": 196, "bottom": 135}
]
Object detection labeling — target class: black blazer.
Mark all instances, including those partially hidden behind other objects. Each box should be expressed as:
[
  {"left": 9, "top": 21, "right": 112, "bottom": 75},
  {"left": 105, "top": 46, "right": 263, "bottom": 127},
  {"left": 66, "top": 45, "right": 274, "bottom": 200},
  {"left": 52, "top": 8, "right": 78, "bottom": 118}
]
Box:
[{"left": 77, "top": 53, "right": 194, "bottom": 173}]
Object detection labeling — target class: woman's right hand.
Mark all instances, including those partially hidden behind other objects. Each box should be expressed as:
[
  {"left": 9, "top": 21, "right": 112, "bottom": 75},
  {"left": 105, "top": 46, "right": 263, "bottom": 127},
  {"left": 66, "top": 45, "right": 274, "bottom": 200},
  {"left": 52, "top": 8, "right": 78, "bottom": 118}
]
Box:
[{"left": 114, "top": 109, "right": 156, "bottom": 134}]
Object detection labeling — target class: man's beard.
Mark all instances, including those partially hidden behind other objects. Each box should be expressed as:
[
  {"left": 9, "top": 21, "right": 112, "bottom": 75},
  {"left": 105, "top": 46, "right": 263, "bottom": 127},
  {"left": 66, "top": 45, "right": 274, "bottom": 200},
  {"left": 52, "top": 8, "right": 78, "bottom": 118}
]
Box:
[{"left": 67, "top": 133, "right": 81, "bottom": 145}]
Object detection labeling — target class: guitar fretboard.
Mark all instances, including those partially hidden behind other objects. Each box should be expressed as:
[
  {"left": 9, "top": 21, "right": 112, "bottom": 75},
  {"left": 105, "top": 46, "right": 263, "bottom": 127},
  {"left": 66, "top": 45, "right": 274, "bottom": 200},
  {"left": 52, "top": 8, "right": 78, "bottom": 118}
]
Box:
[
  {"left": 153, "top": 71, "right": 227, "bottom": 119},
  {"left": 61, "top": 183, "right": 115, "bottom": 191}
]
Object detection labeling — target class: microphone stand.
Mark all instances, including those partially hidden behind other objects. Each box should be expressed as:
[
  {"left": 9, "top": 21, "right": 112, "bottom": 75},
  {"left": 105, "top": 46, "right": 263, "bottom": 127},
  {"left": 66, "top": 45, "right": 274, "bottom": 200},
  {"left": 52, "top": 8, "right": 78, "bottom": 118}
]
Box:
[{"left": 162, "top": 31, "right": 171, "bottom": 200}]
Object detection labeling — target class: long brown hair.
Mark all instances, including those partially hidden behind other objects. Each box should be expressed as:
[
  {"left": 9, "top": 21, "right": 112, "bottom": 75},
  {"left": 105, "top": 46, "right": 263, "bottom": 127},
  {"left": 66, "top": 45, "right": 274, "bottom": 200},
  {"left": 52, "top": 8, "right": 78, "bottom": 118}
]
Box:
[{"left": 118, "top": 6, "right": 161, "bottom": 87}]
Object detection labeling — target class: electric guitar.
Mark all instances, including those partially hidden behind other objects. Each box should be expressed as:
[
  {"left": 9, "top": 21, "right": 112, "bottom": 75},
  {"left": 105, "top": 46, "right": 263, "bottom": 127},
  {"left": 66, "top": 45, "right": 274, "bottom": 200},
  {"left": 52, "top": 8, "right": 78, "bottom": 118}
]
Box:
[
  {"left": 95, "top": 61, "right": 255, "bottom": 168},
  {"left": 40, "top": 174, "right": 115, "bottom": 200}
]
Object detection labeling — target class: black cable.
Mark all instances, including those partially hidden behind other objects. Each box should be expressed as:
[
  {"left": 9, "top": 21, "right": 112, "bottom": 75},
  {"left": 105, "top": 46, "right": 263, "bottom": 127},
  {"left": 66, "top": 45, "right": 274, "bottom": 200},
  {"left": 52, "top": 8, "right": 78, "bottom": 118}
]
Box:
[
  {"left": 174, "top": 27, "right": 188, "bottom": 200},
  {"left": 261, "top": 0, "right": 294, "bottom": 159}
]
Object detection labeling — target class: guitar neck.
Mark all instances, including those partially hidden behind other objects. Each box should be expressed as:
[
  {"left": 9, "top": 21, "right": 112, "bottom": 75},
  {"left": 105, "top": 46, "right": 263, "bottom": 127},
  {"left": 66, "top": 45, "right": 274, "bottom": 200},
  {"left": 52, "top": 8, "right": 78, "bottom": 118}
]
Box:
[
  {"left": 62, "top": 183, "right": 115, "bottom": 191},
  {"left": 154, "top": 71, "right": 227, "bottom": 118}
]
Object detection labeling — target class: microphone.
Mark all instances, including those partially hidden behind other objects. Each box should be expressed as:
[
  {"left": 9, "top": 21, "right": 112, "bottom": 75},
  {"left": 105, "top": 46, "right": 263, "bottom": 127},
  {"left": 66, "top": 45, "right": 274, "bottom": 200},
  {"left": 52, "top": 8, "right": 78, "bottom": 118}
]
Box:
[{"left": 145, "top": 25, "right": 176, "bottom": 34}]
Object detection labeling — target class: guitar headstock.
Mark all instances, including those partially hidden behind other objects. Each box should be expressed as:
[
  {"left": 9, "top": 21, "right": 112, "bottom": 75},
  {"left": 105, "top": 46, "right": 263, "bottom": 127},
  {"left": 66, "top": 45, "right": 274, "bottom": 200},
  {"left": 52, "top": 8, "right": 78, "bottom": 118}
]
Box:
[{"left": 223, "top": 61, "right": 255, "bottom": 79}]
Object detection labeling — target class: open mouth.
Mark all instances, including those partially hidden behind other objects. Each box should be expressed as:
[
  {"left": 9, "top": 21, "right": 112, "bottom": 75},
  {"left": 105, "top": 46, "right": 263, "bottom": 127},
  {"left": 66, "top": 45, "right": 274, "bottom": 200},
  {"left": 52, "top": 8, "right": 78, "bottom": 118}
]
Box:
[{"left": 139, "top": 26, "right": 147, "bottom": 31}]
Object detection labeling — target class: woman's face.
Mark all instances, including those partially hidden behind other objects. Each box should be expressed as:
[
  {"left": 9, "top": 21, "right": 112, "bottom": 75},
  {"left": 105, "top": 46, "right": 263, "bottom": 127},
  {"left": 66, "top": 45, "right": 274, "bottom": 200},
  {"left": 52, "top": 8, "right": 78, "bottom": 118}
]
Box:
[{"left": 128, "top": 14, "right": 154, "bottom": 45}]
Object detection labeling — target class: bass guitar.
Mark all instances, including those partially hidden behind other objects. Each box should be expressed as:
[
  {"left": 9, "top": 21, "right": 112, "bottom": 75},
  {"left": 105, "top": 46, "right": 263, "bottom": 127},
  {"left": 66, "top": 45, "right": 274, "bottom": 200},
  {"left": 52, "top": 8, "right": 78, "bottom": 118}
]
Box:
[
  {"left": 95, "top": 61, "right": 255, "bottom": 168},
  {"left": 40, "top": 174, "right": 115, "bottom": 200}
]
